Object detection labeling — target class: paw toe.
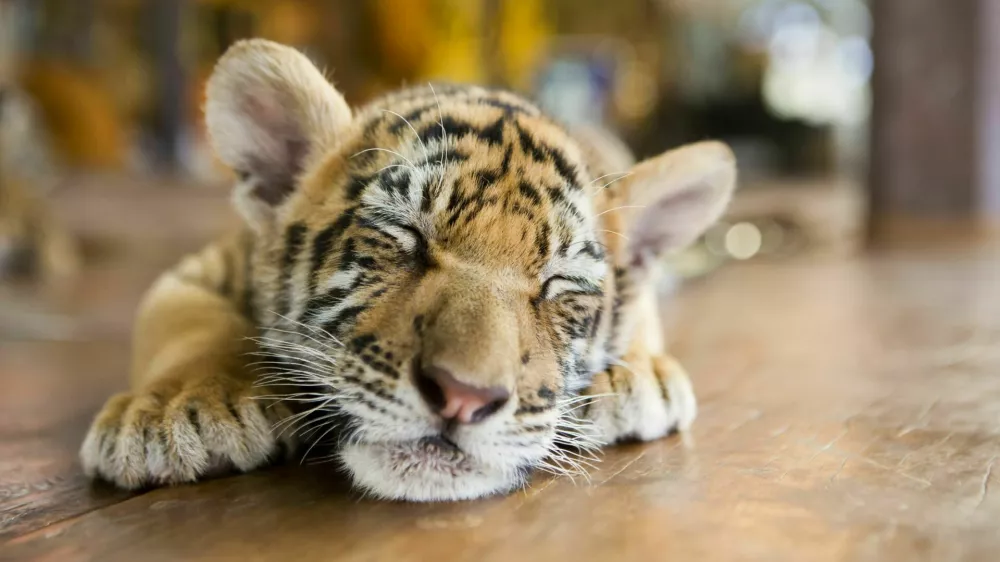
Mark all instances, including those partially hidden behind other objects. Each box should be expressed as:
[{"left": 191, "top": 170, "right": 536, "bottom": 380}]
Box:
[
  {"left": 82, "top": 379, "right": 295, "bottom": 489},
  {"left": 656, "top": 357, "right": 697, "bottom": 432}
]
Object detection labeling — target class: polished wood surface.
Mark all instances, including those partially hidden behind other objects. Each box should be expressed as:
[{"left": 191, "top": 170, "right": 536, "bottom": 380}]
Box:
[{"left": 2, "top": 203, "right": 999, "bottom": 560}]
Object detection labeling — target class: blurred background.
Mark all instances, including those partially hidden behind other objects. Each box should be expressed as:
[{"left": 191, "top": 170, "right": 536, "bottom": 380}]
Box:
[{"left": 0, "top": 0, "right": 994, "bottom": 339}]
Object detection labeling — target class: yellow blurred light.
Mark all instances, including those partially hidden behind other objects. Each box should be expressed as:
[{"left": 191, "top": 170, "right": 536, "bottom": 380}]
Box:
[{"left": 725, "top": 222, "right": 762, "bottom": 260}]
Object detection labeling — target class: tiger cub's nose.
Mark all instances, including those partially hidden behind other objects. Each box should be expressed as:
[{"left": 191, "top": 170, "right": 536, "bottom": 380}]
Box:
[{"left": 415, "top": 365, "right": 511, "bottom": 424}]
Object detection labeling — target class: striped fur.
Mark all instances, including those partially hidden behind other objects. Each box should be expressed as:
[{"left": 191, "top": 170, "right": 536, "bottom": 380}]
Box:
[{"left": 81, "top": 40, "right": 735, "bottom": 501}]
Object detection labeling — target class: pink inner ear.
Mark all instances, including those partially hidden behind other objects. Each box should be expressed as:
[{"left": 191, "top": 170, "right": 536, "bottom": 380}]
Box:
[
  {"left": 628, "top": 183, "right": 716, "bottom": 267},
  {"left": 242, "top": 91, "right": 287, "bottom": 130},
  {"left": 237, "top": 91, "right": 308, "bottom": 206}
]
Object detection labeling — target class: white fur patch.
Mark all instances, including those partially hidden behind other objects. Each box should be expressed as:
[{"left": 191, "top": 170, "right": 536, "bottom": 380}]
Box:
[{"left": 341, "top": 440, "right": 522, "bottom": 501}]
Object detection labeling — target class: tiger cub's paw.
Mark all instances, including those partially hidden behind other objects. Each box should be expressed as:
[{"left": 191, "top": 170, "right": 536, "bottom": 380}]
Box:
[
  {"left": 80, "top": 375, "right": 296, "bottom": 489},
  {"left": 583, "top": 354, "right": 697, "bottom": 445}
]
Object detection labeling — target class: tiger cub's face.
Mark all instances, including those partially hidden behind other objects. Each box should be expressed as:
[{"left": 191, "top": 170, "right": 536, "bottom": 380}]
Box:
[{"left": 206, "top": 40, "right": 735, "bottom": 501}]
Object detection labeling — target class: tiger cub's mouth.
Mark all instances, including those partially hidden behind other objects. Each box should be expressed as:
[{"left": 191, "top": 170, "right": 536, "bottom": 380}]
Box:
[{"left": 338, "top": 435, "right": 526, "bottom": 502}]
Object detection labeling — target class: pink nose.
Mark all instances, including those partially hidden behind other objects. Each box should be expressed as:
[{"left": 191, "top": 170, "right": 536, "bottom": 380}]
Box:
[{"left": 415, "top": 366, "right": 511, "bottom": 424}]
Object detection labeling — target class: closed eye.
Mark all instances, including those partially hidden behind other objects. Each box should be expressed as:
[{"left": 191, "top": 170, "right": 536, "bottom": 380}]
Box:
[
  {"left": 397, "top": 225, "right": 432, "bottom": 268},
  {"left": 540, "top": 275, "right": 602, "bottom": 300}
]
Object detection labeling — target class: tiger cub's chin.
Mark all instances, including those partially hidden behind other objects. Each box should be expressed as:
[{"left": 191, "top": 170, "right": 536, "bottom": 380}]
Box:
[{"left": 340, "top": 439, "right": 524, "bottom": 501}]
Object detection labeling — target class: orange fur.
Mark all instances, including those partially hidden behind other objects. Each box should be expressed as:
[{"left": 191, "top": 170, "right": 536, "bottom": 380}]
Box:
[{"left": 81, "top": 40, "right": 736, "bottom": 500}]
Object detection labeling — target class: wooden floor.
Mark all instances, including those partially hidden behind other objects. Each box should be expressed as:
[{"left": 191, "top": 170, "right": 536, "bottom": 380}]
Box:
[{"left": 2, "top": 191, "right": 1000, "bottom": 560}]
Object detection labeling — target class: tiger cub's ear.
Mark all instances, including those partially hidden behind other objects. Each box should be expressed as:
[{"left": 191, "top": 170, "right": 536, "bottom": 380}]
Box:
[
  {"left": 616, "top": 141, "right": 737, "bottom": 268},
  {"left": 205, "top": 39, "right": 352, "bottom": 228}
]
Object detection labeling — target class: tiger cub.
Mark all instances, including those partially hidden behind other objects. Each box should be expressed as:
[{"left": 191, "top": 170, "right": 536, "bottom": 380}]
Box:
[{"left": 80, "top": 39, "right": 736, "bottom": 501}]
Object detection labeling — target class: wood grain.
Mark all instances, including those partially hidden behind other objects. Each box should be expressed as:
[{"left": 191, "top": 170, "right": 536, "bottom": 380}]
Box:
[
  {"left": 3, "top": 211, "right": 1000, "bottom": 560},
  {"left": 0, "top": 341, "right": 133, "bottom": 539}
]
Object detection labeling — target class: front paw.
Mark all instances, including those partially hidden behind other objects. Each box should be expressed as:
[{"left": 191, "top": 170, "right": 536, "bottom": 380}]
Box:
[
  {"left": 583, "top": 354, "right": 697, "bottom": 445},
  {"left": 80, "top": 376, "right": 295, "bottom": 489}
]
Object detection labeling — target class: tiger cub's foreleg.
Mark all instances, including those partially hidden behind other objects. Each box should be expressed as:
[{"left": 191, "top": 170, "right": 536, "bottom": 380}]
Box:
[
  {"left": 80, "top": 239, "right": 294, "bottom": 489},
  {"left": 583, "top": 347, "right": 697, "bottom": 446}
]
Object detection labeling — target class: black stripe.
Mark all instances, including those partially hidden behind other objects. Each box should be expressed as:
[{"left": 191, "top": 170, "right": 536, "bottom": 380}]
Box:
[
  {"left": 350, "top": 334, "right": 377, "bottom": 352},
  {"left": 548, "top": 146, "right": 580, "bottom": 190},
  {"left": 226, "top": 402, "right": 244, "bottom": 428},
  {"left": 186, "top": 407, "right": 202, "bottom": 435},
  {"left": 518, "top": 181, "right": 543, "bottom": 205},
  {"left": 339, "top": 238, "right": 359, "bottom": 270},
  {"left": 654, "top": 369, "right": 670, "bottom": 404},
  {"left": 240, "top": 235, "right": 255, "bottom": 319},
  {"left": 418, "top": 148, "right": 469, "bottom": 167},
  {"left": 546, "top": 186, "right": 585, "bottom": 223},
  {"left": 516, "top": 123, "right": 547, "bottom": 162},
  {"left": 380, "top": 167, "right": 412, "bottom": 198},
  {"left": 474, "top": 169, "right": 499, "bottom": 191},
  {"left": 479, "top": 98, "right": 533, "bottom": 115},
  {"left": 499, "top": 144, "right": 513, "bottom": 174},
  {"left": 309, "top": 209, "right": 355, "bottom": 292},
  {"left": 590, "top": 305, "right": 604, "bottom": 340},
  {"left": 278, "top": 223, "right": 308, "bottom": 314},
  {"left": 387, "top": 103, "right": 438, "bottom": 134},
  {"left": 319, "top": 305, "right": 368, "bottom": 336},
  {"left": 282, "top": 223, "right": 308, "bottom": 271},
  {"left": 358, "top": 236, "right": 392, "bottom": 250},
  {"left": 421, "top": 176, "right": 434, "bottom": 213},
  {"left": 578, "top": 240, "right": 605, "bottom": 261},
  {"left": 515, "top": 404, "right": 552, "bottom": 415},
  {"left": 541, "top": 275, "right": 602, "bottom": 299},
  {"left": 418, "top": 116, "right": 506, "bottom": 147},
  {"left": 514, "top": 121, "right": 580, "bottom": 188},
  {"left": 419, "top": 117, "right": 468, "bottom": 144},
  {"left": 479, "top": 118, "right": 505, "bottom": 146},
  {"left": 457, "top": 194, "right": 500, "bottom": 227},
  {"left": 345, "top": 173, "right": 372, "bottom": 200},
  {"left": 538, "top": 223, "right": 551, "bottom": 257},
  {"left": 303, "top": 287, "right": 349, "bottom": 319}
]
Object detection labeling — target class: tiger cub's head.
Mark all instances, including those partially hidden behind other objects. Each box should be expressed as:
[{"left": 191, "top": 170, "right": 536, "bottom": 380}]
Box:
[{"left": 206, "top": 40, "right": 735, "bottom": 501}]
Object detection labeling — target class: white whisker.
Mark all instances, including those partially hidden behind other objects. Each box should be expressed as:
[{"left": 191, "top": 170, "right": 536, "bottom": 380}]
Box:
[
  {"left": 429, "top": 83, "right": 449, "bottom": 194},
  {"left": 588, "top": 171, "right": 631, "bottom": 186},
  {"left": 246, "top": 351, "right": 334, "bottom": 374},
  {"left": 589, "top": 172, "right": 633, "bottom": 196},
  {"left": 270, "top": 398, "right": 335, "bottom": 437},
  {"left": 597, "top": 229, "right": 630, "bottom": 242},
  {"left": 594, "top": 205, "right": 646, "bottom": 218},
  {"left": 381, "top": 108, "right": 429, "bottom": 160},
  {"left": 351, "top": 147, "right": 417, "bottom": 171},
  {"left": 301, "top": 421, "right": 343, "bottom": 464},
  {"left": 262, "top": 326, "right": 340, "bottom": 352},
  {"left": 266, "top": 311, "right": 344, "bottom": 347}
]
